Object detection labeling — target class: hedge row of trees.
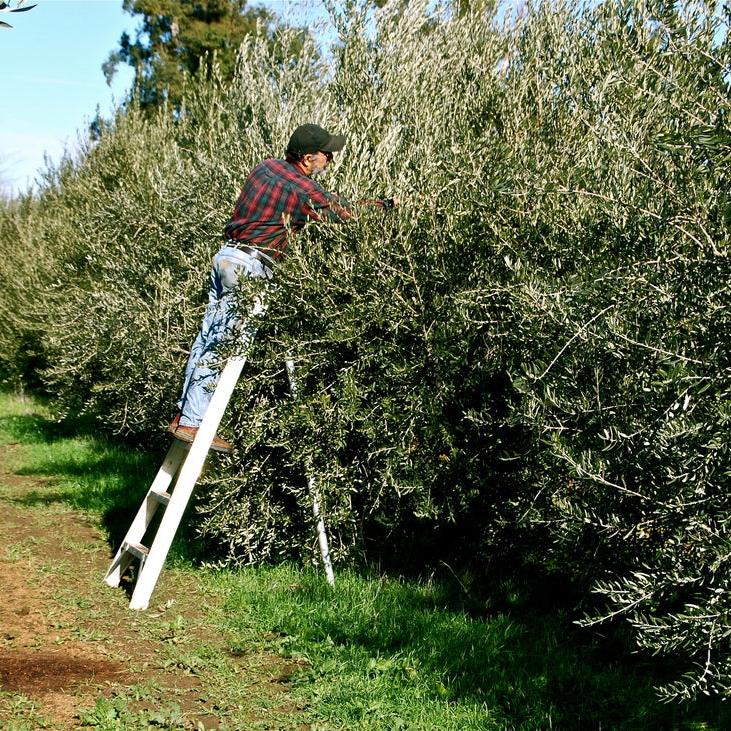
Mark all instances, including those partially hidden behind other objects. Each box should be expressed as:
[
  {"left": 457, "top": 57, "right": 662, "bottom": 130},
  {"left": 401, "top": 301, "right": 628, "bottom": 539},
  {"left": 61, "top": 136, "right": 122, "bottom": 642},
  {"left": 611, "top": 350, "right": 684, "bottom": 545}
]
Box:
[{"left": 1, "top": 0, "right": 728, "bottom": 700}]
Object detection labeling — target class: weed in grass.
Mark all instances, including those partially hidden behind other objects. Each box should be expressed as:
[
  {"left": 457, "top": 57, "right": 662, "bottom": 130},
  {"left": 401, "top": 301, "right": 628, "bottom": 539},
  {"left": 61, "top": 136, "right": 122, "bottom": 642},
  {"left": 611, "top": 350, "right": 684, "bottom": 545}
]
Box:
[
  {"left": 60, "top": 535, "right": 97, "bottom": 552},
  {"left": 161, "top": 652, "right": 210, "bottom": 675},
  {"left": 158, "top": 615, "right": 188, "bottom": 644},
  {"left": 78, "top": 695, "right": 189, "bottom": 730},
  {"left": 0, "top": 693, "right": 51, "bottom": 730},
  {"left": 38, "top": 558, "right": 72, "bottom": 577},
  {"left": 69, "top": 627, "right": 110, "bottom": 643}
]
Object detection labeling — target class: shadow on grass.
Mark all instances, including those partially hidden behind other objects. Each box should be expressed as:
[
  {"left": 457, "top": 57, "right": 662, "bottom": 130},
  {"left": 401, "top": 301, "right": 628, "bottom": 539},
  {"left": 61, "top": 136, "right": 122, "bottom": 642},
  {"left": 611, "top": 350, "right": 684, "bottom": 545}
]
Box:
[
  {"left": 0, "top": 404, "right": 102, "bottom": 443},
  {"left": 0, "top": 410, "right": 206, "bottom": 563},
  {"left": 220, "top": 568, "right": 731, "bottom": 731}
]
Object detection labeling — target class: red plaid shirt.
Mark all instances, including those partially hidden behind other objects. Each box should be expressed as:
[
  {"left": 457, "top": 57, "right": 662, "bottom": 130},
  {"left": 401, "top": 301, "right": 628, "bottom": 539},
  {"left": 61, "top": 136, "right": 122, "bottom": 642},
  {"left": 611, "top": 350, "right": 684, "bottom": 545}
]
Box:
[{"left": 223, "top": 158, "right": 354, "bottom": 261}]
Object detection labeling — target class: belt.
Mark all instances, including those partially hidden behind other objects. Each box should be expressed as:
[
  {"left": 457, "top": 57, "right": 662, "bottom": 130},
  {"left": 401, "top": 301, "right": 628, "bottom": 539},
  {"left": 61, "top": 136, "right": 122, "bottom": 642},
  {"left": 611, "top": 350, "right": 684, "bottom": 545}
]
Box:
[{"left": 224, "top": 241, "right": 277, "bottom": 268}]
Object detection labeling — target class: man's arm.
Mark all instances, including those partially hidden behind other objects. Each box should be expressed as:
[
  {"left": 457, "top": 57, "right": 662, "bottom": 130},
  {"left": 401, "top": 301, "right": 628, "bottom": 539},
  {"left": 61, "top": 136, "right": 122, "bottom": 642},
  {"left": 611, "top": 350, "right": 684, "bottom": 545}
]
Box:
[
  {"left": 301, "top": 185, "right": 352, "bottom": 222},
  {"left": 303, "top": 186, "right": 398, "bottom": 223}
]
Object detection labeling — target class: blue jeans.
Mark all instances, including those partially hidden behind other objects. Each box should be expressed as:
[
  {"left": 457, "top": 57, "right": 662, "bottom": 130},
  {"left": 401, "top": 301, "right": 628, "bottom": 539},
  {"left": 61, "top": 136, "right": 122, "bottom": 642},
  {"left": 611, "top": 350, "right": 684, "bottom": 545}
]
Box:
[{"left": 177, "top": 246, "right": 272, "bottom": 427}]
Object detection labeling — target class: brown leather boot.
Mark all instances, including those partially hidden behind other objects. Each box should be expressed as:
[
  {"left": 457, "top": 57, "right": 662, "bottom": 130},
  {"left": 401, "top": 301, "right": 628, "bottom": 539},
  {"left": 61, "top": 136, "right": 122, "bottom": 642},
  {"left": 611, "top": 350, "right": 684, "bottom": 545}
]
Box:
[
  {"left": 173, "top": 424, "right": 233, "bottom": 454},
  {"left": 167, "top": 412, "right": 181, "bottom": 434}
]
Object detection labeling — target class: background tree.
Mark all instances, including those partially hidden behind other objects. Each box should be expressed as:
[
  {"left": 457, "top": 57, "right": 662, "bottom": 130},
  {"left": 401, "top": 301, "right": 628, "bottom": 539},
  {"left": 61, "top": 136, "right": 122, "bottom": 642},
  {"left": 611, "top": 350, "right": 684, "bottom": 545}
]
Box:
[
  {"left": 103, "top": 0, "right": 277, "bottom": 109},
  {"left": 0, "top": 156, "right": 10, "bottom": 200}
]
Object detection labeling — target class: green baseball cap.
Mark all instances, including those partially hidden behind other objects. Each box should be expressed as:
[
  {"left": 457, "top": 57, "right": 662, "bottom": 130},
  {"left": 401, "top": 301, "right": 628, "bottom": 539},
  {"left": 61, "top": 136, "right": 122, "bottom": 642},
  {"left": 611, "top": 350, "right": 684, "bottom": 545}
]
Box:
[{"left": 286, "top": 123, "right": 346, "bottom": 156}]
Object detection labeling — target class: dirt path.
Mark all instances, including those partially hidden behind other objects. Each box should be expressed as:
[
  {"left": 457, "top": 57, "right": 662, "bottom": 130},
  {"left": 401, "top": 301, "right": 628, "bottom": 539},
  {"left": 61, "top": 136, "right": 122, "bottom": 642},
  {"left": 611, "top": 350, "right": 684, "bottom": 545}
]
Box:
[{"left": 0, "top": 440, "right": 306, "bottom": 730}]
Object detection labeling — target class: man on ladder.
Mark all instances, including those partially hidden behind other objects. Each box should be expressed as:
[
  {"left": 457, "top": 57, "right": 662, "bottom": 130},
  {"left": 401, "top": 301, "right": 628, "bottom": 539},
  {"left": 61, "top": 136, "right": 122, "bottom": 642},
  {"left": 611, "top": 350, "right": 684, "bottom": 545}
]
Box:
[
  {"left": 167, "top": 122, "right": 397, "bottom": 452},
  {"left": 104, "top": 124, "right": 397, "bottom": 610}
]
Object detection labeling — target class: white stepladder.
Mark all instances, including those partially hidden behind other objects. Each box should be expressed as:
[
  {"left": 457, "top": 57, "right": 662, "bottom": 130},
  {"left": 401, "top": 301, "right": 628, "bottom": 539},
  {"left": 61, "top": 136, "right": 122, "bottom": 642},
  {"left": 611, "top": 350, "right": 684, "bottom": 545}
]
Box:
[{"left": 104, "top": 302, "right": 334, "bottom": 610}]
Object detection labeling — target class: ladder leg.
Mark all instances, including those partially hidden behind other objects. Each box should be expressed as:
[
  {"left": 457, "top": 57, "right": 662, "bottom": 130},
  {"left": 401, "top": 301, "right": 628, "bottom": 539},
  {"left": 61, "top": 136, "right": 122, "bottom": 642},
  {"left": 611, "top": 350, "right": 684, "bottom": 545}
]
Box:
[
  {"left": 129, "top": 355, "right": 248, "bottom": 610},
  {"left": 309, "top": 474, "right": 335, "bottom": 586},
  {"left": 104, "top": 548, "right": 135, "bottom": 589},
  {"left": 285, "top": 359, "right": 335, "bottom": 586},
  {"left": 104, "top": 440, "right": 188, "bottom": 588}
]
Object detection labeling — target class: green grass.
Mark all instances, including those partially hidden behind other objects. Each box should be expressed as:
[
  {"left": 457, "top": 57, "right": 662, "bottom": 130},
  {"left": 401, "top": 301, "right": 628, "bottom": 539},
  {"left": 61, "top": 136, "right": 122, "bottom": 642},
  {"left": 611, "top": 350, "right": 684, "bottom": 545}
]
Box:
[
  {"left": 201, "top": 565, "right": 730, "bottom": 730},
  {"left": 0, "top": 392, "right": 203, "bottom": 559},
  {"left": 1, "top": 390, "right": 730, "bottom": 730},
  {"left": 0, "top": 693, "right": 51, "bottom": 731},
  {"left": 0, "top": 392, "right": 155, "bottom": 512}
]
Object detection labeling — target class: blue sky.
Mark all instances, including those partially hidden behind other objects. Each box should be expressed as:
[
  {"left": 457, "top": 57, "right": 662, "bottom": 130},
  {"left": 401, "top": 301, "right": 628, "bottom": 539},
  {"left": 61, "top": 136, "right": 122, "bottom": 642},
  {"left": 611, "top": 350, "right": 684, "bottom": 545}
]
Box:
[{"left": 0, "top": 0, "right": 325, "bottom": 195}]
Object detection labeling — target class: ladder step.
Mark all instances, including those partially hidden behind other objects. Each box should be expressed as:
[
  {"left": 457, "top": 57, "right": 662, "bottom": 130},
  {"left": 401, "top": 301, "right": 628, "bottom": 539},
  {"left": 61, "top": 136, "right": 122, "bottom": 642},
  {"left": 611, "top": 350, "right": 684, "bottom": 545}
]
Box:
[
  {"left": 123, "top": 541, "right": 149, "bottom": 561},
  {"left": 149, "top": 490, "right": 172, "bottom": 506}
]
